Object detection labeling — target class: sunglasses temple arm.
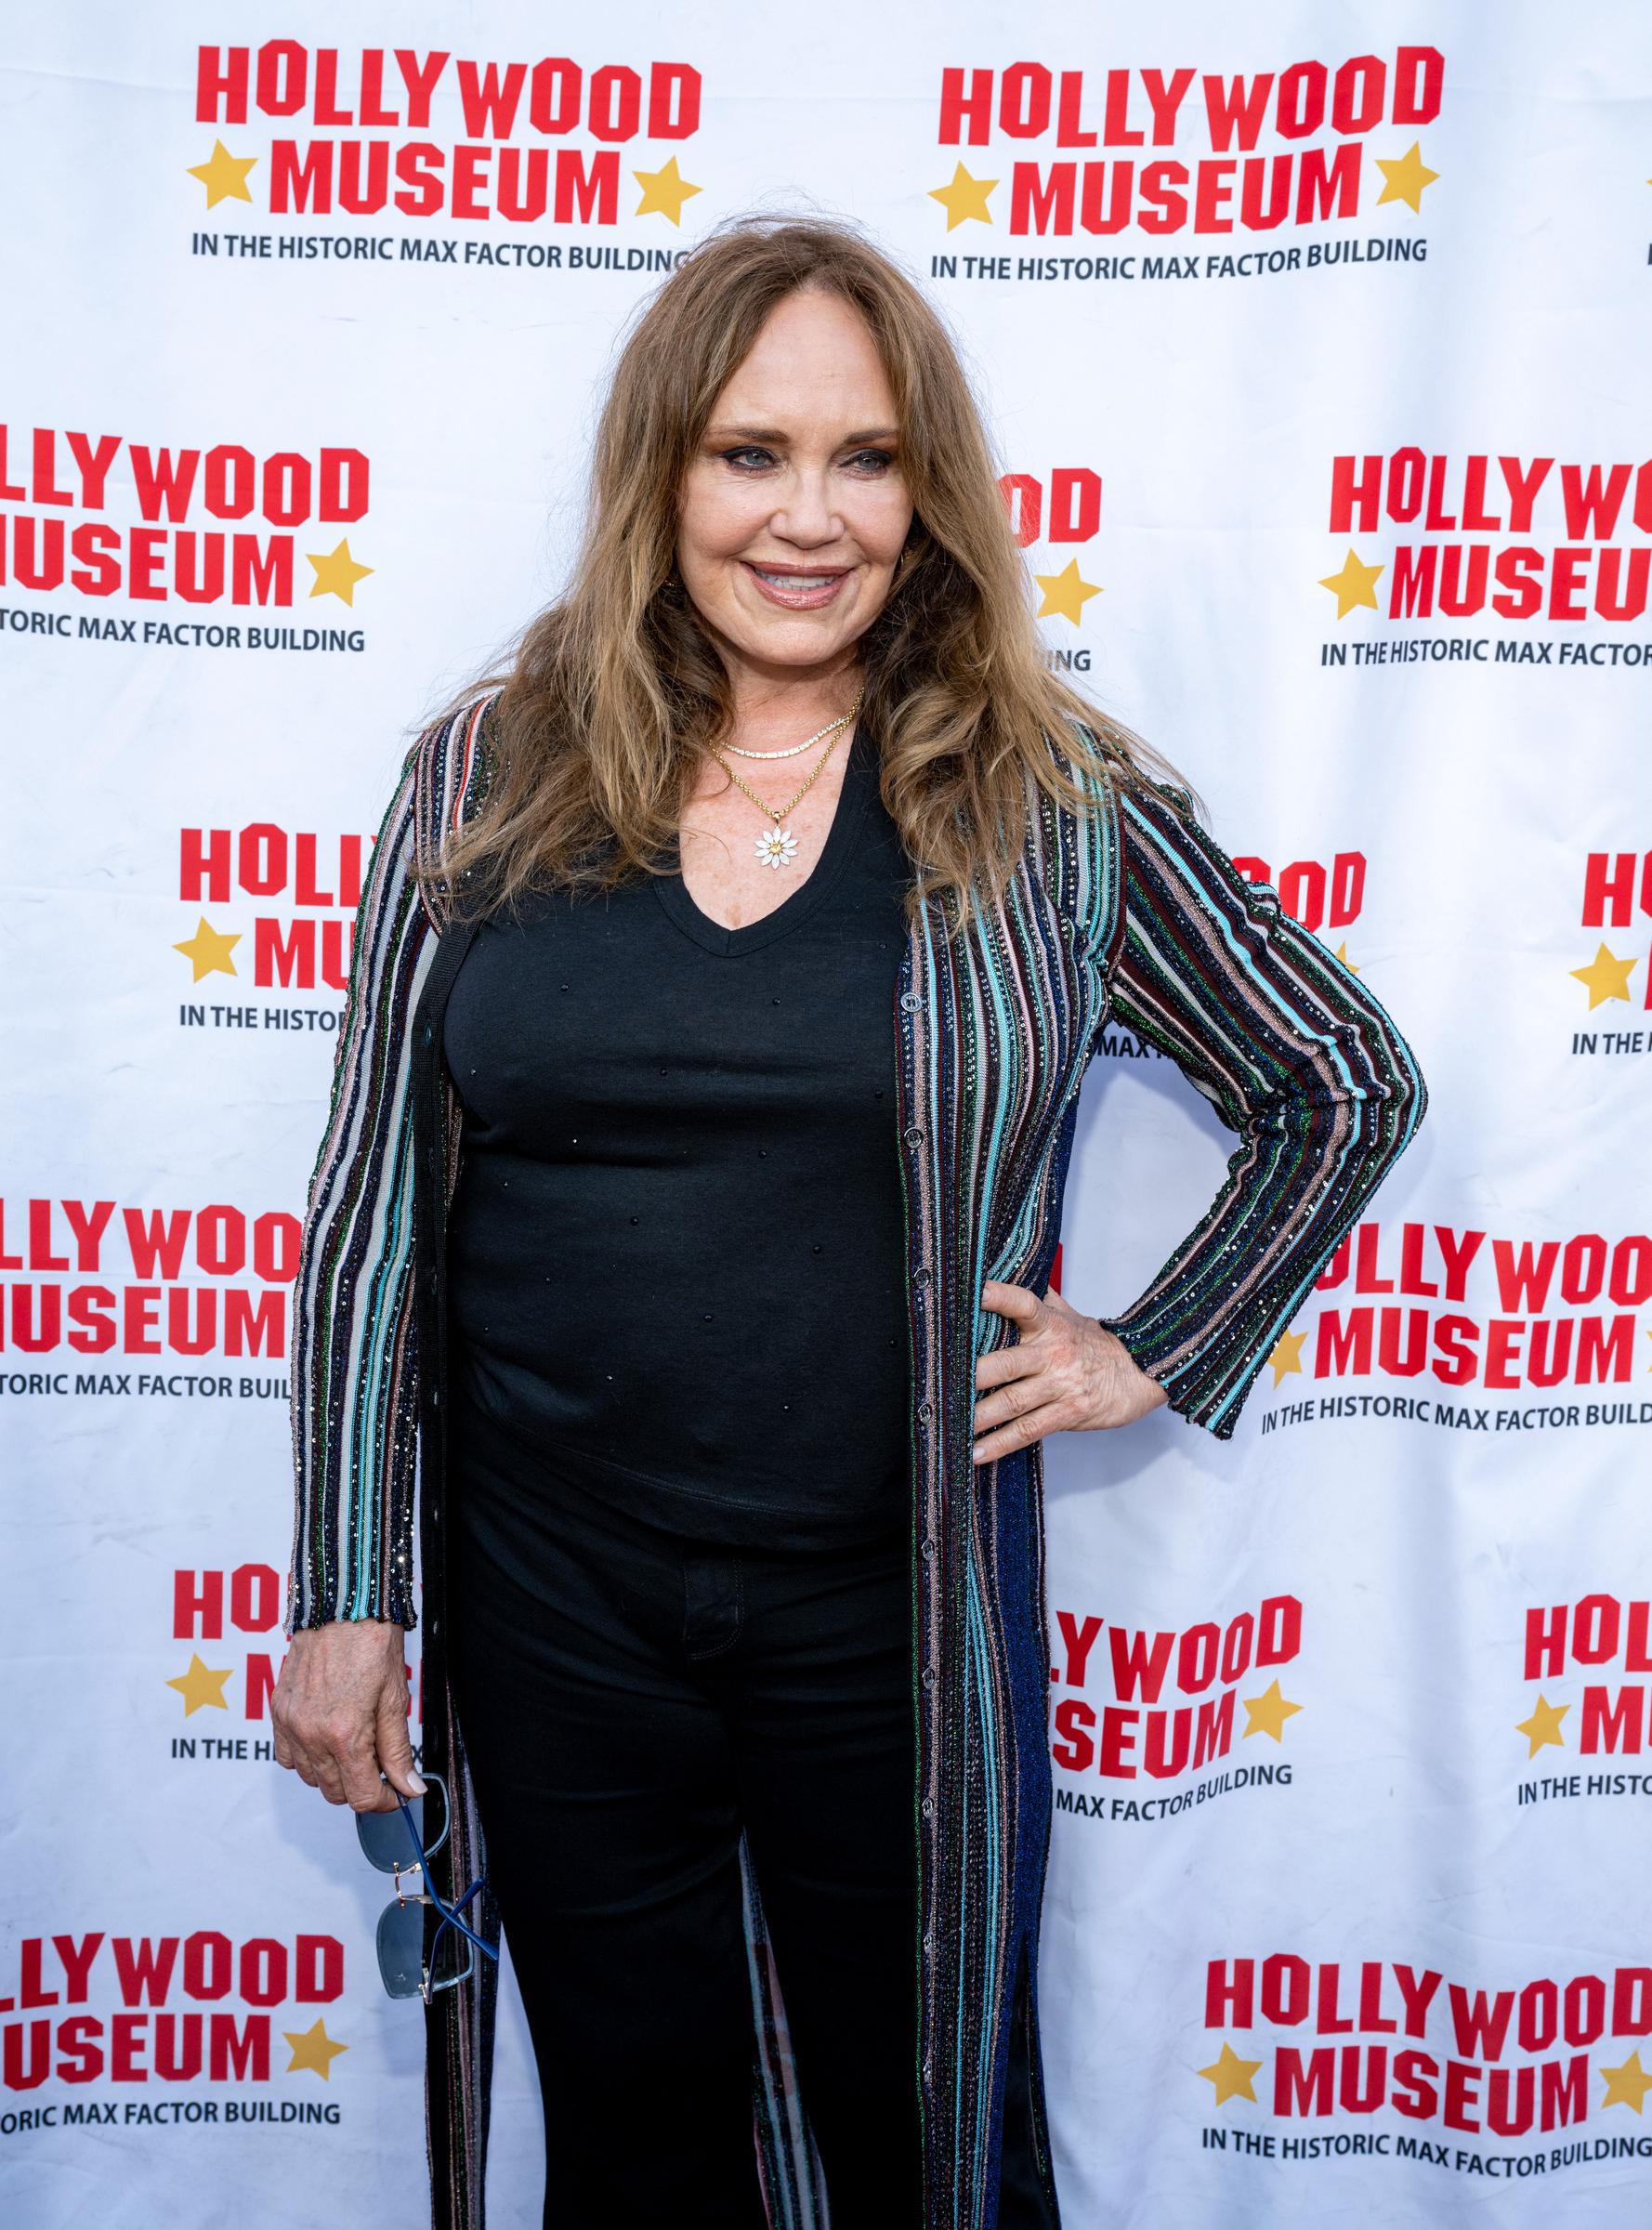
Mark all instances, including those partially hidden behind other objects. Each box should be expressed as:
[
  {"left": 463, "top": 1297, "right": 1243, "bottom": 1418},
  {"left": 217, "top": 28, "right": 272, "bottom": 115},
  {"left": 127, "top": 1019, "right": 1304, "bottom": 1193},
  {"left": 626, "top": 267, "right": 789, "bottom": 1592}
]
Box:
[
  {"left": 424, "top": 1880, "right": 499, "bottom": 1962},
  {"left": 432, "top": 1891, "right": 497, "bottom": 1962}
]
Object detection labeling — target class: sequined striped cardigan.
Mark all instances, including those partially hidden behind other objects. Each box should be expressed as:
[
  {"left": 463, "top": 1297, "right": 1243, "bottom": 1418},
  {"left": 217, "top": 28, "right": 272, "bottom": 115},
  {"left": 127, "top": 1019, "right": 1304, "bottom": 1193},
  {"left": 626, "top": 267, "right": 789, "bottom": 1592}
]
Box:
[{"left": 284, "top": 684, "right": 1428, "bottom": 2229}]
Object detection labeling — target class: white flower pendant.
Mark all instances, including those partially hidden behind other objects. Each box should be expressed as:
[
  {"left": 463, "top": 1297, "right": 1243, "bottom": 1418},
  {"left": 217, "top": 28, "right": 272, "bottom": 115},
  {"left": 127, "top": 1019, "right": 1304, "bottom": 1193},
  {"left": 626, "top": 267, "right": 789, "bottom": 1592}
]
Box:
[{"left": 755, "top": 825, "right": 799, "bottom": 871}]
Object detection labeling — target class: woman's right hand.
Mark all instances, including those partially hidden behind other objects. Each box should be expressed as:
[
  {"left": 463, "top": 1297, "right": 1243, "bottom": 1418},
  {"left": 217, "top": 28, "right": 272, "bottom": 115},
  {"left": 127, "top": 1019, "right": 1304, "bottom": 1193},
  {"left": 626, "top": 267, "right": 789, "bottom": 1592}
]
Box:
[{"left": 271, "top": 1617, "right": 427, "bottom": 1813}]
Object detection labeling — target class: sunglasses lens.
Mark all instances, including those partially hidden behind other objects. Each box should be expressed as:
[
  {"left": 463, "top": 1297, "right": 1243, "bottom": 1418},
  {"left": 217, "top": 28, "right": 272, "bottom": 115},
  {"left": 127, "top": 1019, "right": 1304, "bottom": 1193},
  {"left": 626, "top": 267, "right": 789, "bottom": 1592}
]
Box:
[
  {"left": 374, "top": 1893, "right": 479, "bottom": 2000},
  {"left": 356, "top": 1802, "right": 421, "bottom": 1873},
  {"left": 429, "top": 1921, "right": 473, "bottom": 1993},
  {"left": 375, "top": 1898, "right": 427, "bottom": 2000},
  {"left": 356, "top": 1778, "right": 447, "bottom": 1872}
]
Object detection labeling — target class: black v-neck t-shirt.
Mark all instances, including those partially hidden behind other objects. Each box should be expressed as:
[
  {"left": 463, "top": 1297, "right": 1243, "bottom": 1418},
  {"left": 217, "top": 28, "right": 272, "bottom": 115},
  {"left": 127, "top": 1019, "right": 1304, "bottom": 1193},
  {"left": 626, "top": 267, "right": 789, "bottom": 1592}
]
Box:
[{"left": 441, "top": 720, "right": 917, "bottom": 1546}]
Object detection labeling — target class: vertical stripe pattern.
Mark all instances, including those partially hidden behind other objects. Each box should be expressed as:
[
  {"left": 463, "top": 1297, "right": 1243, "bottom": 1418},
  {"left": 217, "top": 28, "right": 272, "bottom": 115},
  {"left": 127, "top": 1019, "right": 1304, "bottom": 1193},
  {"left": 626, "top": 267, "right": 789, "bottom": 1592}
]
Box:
[
  {"left": 896, "top": 764, "right": 1114, "bottom": 2230},
  {"left": 285, "top": 740, "right": 436, "bottom": 1633},
  {"left": 1095, "top": 768, "right": 1430, "bottom": 1436}
]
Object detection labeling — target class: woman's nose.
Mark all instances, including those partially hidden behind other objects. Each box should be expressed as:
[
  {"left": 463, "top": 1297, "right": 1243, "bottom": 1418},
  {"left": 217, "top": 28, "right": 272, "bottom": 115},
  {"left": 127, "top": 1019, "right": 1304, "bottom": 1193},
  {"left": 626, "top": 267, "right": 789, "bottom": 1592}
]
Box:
[{"left": 769, "top": 469, "right": 842, "bottom": 547}]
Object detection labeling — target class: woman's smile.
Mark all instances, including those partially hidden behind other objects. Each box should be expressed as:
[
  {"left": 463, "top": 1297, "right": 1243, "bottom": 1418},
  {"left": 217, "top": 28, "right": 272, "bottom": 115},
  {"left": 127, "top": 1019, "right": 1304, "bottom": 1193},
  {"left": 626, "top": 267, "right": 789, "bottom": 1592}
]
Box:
[{"left": 741, "top": 559, "right": 854, "bottom": 610}]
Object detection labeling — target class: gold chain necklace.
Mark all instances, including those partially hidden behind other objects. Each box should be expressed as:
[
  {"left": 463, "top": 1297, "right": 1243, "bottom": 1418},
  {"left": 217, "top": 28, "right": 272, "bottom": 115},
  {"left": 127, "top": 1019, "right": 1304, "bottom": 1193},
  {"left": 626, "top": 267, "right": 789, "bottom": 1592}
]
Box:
[{"left": 706, "top": 692, "right": 863, "bottom": 871}]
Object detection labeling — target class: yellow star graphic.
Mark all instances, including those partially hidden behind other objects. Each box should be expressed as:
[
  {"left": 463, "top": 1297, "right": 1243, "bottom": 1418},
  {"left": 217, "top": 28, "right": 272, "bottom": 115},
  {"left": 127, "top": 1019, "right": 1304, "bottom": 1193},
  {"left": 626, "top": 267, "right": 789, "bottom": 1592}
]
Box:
[
  {"left": 1331, "top": 942, "right": 1360, "bottom": 974},
  {"left": 283, "top": 2017, "right": 349, "bottom": 2079},
  {"left": 1243, "top": 1680, "right": 1303, "bottom": 1742},
  {"left": 308, "top": 539, "right": 374, "bottom": 606},
  {"left": 1375, "top": 142, "right": 1440, "bottom": 215},
  {"left": 1515, "top": 1694, "right": 1568, "bottom": 1759},
  {"left": 1570, "top": 942, "right": 1636, "bottom": 1010},
  {"left": 1602, "top": 2051, "right": 1652, "bottom": 2112},
  {"left": 165, "top": 1652, "right": 233, "bottom": 1716},
  {"left": 929, "top": 164, "right": 998, "bottom": 230},
  {"left": 189, "top": 140, "right": 258, "bottom": 210},
  {"left": 1267, "top": 1326, "right": 1308, "bottom": 1386},
  {"left": 1320, "top": 549, "right": 1384, "bottom": 618},
  {"left": 174, "top": 917, "right": 241, "bottom": 982},
  {"left": 634, "top": 158, "right": 701, "bottom": 225},
  {"left": 1034, "top": 559, "right": 1101, "bottom": 625},
  {"left": 1200, "top": 2040, "right": 1263, "bottom": 2105}
]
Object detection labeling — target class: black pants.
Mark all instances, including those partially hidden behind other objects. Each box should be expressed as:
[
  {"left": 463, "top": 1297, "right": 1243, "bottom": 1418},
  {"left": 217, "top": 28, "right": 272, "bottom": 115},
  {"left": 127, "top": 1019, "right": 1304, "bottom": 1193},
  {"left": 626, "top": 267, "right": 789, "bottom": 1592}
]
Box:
[{"left": 444, "top": 1395, "right": 924, "bottom": 2228}]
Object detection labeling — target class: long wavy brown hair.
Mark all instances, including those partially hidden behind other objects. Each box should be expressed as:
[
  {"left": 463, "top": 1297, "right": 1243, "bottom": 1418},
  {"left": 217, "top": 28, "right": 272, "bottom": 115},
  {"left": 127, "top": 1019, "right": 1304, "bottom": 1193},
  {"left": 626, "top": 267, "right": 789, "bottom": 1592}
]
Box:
[{"left": 424, "top": 212, "right": 1198, "bottom": 933}]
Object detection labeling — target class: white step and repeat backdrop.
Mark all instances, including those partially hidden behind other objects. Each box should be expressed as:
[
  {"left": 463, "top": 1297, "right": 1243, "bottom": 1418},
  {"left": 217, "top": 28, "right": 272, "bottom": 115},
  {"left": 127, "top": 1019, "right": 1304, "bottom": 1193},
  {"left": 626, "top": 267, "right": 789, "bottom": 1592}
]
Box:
[{"left": 4, "top": 4, "right": 1650, "bottom": 2224}]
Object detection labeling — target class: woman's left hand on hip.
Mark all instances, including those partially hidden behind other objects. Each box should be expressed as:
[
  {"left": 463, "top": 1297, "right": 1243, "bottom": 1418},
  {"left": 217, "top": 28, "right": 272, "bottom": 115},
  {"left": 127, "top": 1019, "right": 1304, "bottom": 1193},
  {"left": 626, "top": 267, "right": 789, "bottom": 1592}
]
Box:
[{"left": 970, "top": 1279, "right": 1170, "bottom": 1463}]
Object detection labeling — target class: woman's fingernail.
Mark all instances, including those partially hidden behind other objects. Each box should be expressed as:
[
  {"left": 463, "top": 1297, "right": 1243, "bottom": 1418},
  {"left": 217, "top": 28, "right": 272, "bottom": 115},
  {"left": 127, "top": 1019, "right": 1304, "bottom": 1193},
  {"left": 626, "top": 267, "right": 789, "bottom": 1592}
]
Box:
[{"left": 408, "top": 1772, "right": 427, "bottom": 1793}]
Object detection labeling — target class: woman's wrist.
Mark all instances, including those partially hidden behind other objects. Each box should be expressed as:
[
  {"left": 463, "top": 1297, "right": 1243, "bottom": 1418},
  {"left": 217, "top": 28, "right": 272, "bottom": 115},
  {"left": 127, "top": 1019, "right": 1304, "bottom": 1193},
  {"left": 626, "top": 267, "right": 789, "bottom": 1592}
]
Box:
[{"left": 1094, "top": 1320, "right": 1172, "bottom": 1417}]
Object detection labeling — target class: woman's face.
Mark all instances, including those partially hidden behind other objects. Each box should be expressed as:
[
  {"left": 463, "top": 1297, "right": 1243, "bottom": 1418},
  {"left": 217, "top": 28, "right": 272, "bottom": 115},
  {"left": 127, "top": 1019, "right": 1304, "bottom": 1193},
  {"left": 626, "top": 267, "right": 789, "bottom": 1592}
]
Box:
[{"left": 676, "top": 287, "right": 915, "bottom": 687}]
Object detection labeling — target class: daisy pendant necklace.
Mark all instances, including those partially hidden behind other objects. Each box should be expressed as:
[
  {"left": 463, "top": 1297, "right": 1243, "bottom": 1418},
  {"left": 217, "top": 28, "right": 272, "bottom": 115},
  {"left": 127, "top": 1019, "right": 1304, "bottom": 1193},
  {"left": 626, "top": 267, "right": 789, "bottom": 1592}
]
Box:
[{"left": 706, "top": 691, "right": 862, "bottom": 872}]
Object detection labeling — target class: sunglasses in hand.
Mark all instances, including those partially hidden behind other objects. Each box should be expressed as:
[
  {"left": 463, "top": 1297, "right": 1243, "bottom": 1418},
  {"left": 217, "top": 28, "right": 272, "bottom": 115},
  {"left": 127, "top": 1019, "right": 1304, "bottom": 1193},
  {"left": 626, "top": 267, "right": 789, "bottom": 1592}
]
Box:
[{"left": 355, "top": 1756, "right": 499, "bottom": 2003}]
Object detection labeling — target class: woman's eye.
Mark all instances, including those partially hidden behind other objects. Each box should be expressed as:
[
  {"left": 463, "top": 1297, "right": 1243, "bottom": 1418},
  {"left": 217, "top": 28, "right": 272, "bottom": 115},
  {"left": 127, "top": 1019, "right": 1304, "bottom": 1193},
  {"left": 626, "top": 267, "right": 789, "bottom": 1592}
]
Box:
[{"left": 715, "top": 445, "right": 895, "bottom": 475}]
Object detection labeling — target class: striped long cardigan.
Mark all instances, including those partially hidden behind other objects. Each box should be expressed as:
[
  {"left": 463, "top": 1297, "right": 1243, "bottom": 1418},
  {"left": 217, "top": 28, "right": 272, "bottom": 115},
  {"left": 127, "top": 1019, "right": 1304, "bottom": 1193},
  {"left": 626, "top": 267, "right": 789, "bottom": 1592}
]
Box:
[{"left": 284, "top": 685, "right": 1428, "bottom": 2227}]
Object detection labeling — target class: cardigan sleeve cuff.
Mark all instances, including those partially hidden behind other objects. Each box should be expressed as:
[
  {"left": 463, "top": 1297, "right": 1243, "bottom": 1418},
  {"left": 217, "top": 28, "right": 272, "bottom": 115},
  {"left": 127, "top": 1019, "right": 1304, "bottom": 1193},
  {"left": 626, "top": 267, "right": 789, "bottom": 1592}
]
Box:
[{"left": 1095, "top": 1311, "right": 1251, "bottom": 1442}]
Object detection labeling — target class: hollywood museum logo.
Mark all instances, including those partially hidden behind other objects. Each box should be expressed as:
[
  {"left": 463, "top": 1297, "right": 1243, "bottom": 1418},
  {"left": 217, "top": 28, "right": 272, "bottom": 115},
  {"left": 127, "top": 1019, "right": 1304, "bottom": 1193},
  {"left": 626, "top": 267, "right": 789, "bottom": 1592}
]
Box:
[
  {"left": 186, "top": 41, "right": 706, "bottom": 267},
  {"left": 924, "top": 45, "right": 1442, "bottom": 284},
  {"left": 0, "top": 423, "right": 374, "bottom": 655},
  {"left": 1051, "top": 1592, "right": 1305, "bottom": 1824},
  {"left": 1196, "top": 1951, "right": 1652, "bottom": 2179},
  {"left": 1256, "top": 1213, "right": 1652, "bottom": 1440},
  {"left": 1318, "top": 450, "right": 1652, "bottom": 655},
  {"left": 1569, "top": 840, "right": 1652, "bottom": 1058},
  {"left": 999, "top": 463, "right": 1106, "bottom": 662},
  {"left": 0, "top": 1194, "right": 297, "bottom": 1398},
  {"left": 1514, "top": 1593, "right": 1652, "bottom": 1810},
  {"left": 173, "top": 813, "right": 375, "bottom": 1032},
  {"left": 2, "top": 1927, "right": 352, "bottom": 2123}
]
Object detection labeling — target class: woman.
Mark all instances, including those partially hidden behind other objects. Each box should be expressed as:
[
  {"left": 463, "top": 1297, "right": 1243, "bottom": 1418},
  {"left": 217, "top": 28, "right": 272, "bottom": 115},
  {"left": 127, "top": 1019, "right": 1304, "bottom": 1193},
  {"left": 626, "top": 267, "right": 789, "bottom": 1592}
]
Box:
[{"left": 272, "top": 216, "right": 1428, "bottom": 2229}]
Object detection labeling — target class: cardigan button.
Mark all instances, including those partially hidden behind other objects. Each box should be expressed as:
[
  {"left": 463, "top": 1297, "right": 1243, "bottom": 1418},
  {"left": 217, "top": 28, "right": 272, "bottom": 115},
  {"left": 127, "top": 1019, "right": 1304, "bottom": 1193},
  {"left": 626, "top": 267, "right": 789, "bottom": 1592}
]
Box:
[
  {"left": 902, "top": 1125, "right": 923, "bottom": 1147},
  {"left": 917, "top": 1399, "right": 933, "bottom": 1422},
  {"left": 922, "top": 1666, "right": 937, "bottom": 1689},
  {"left": 920, "top": 1538, "right": 936, "bottom": 1559},
  {"left": 921, "top": 1798, "right": 935, "bottom": 1818},
  {"left": 913, "top": 1267, "right": 931, "bottom": 1290},
  {"left": 899, "top": 991, "right": 921, "bottom": 1014}
]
